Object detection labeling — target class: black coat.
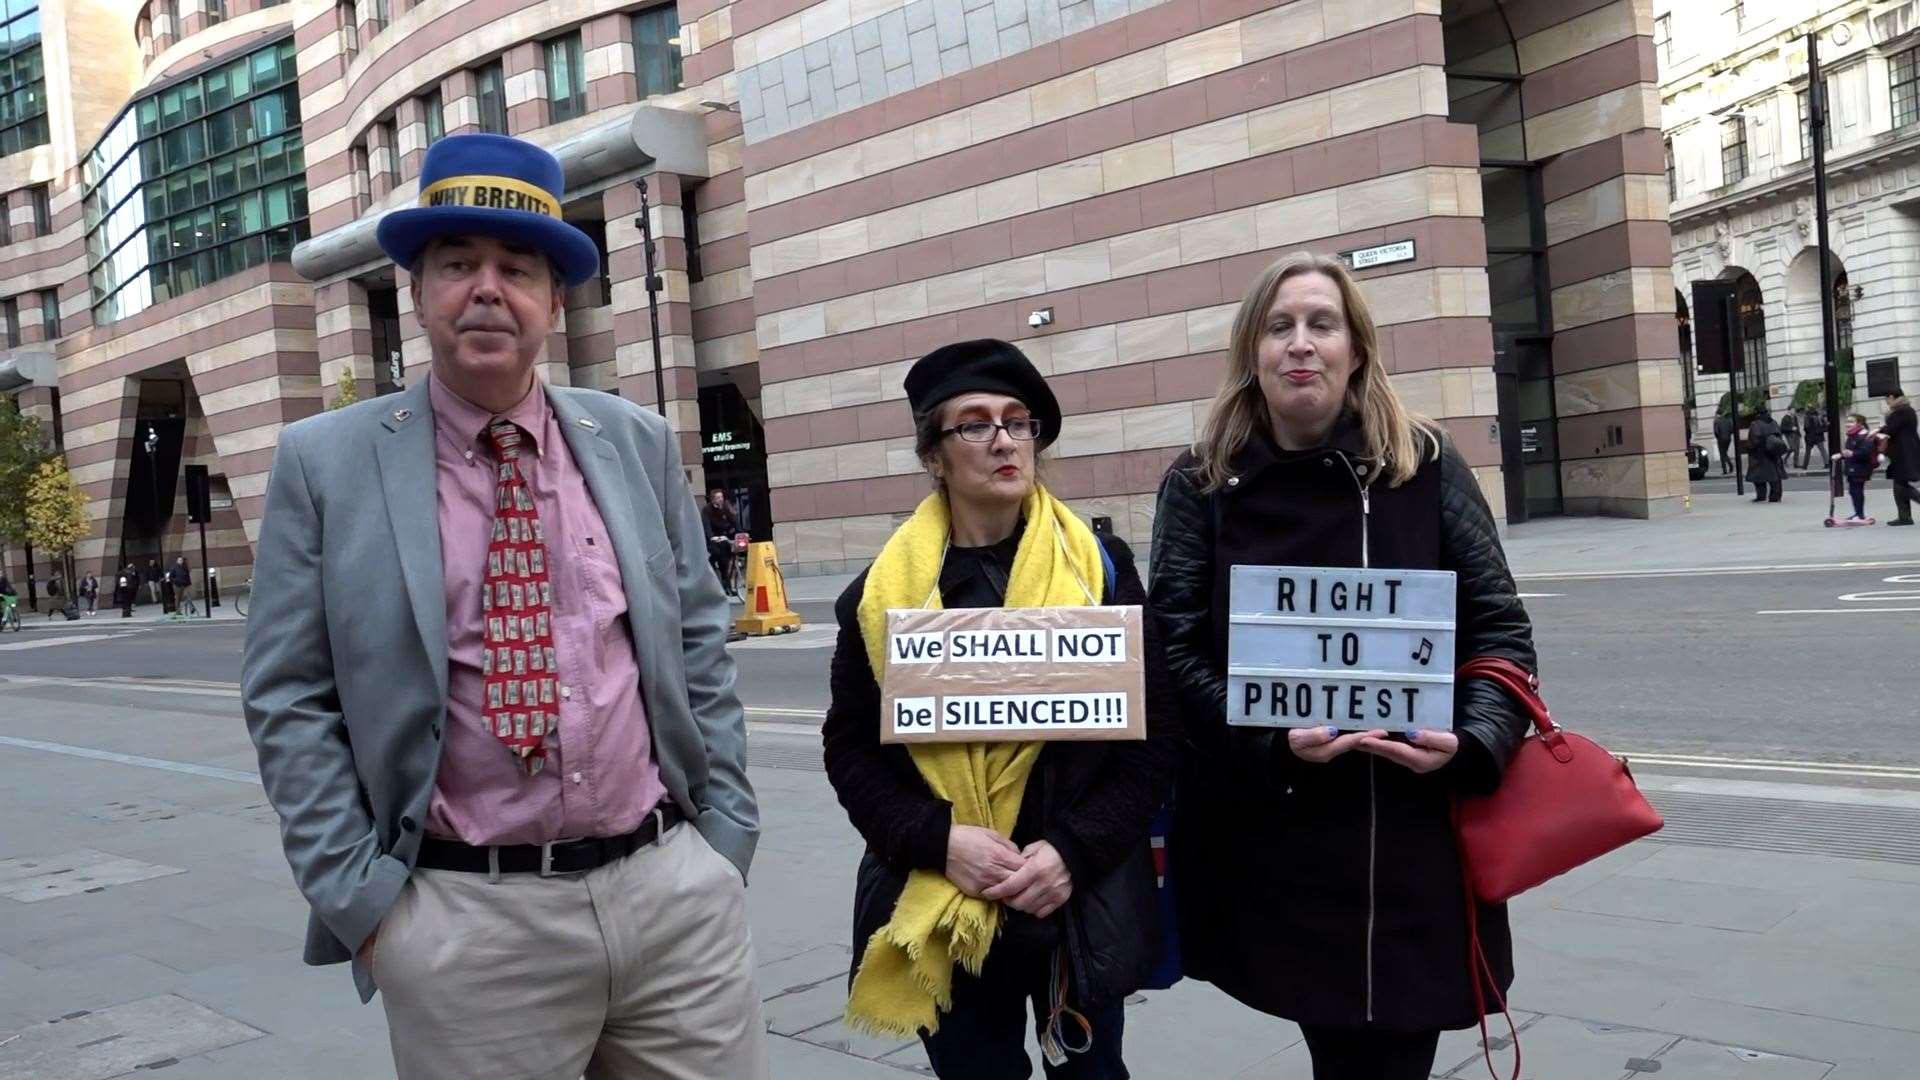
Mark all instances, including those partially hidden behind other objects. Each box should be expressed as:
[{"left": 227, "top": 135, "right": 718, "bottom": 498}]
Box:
[
  {"left": 1885, "top": 401, "right": 1920, "bottom": 483},
  {"left": 822, "top": 531, "right": 1177, "bottom": 1008},
  {"left": 1149, "top": 420, "right": 1536, "bottom": 1033},
  {"left": 1747, "top": 417, "right": 1786, "bottom": 484}
]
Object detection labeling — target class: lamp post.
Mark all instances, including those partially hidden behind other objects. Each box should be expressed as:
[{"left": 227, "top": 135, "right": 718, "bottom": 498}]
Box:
[
  {"left": 634, "top": 180, "right": 668, "bottom": 419},
  {"left": 144, "top": 423, "right": 160, "bottom": 607}
]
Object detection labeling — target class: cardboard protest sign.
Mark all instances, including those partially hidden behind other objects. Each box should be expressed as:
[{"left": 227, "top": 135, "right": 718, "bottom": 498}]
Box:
[
  {"left": 1226, "top": 566, "right": 1457, "bottom": 732},
  {"left": 880, "top": 606, "right": 1146, "bottom": 743}
]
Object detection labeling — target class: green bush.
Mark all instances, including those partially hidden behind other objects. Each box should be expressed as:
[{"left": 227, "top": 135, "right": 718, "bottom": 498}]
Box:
[
  {"left": 1715, "top": 386, "right": 1769, "bottom": 421},
  {"left": 1788, "top": 350, "right": 1856, "bottom": 411}
]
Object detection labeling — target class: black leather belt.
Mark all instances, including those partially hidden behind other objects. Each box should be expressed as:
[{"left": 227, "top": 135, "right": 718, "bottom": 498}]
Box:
[{"left": 416, "top": 803, "right": 684, "bottom": 876}]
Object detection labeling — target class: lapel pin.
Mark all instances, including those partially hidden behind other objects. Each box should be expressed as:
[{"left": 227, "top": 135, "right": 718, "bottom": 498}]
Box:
[
  {"left": 392, "top": 408, "right": 412, "bottom": 422},
  {"left": 578, "top": 417, "right": 598, "bottom": 429}
]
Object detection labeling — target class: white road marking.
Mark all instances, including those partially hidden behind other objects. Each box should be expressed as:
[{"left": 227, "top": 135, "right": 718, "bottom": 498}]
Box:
[
  {"left": 1620, "top": 749, "right": 1920, "bottom": 772},
  {"left": 1636, "top": 773, "right": 1920, "bottom": 809},
  {"left": 1517, "top": 559, "right": 1920, "bottom": 581},
  {"left": 0, "top": 633, "right": 139, "bottom": 650},
  {"left": 1515, "top": 593, "right": 1562, "bottom": 599},
  {"left": 0, "top": 674, "right": 241, "bottom": 697},
  {"left": 746, "top": 705, "right": 830, "bottom": 719},
  {"left": 0, "top": 736, "right": 260, "bottom": 784},
  {"left": 1756, "top": 607, "right": 1920, "bottom": 615}
]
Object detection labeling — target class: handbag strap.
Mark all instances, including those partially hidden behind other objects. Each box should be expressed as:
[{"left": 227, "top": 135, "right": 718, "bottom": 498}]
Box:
[
  {"left": 1457, "top": 656, "right": 1572, "bottom": 763},
  {"left": 1452, "top": 654, "right": 1540, "bottom": 1080},
  {"left": 1455, "top": 799, "right": 1521, "bottom": 1080}
]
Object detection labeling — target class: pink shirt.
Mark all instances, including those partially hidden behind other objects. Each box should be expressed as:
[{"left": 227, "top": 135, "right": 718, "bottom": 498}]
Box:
[{"left": 425, "top": 375, "right": 667, "bottom": 845}]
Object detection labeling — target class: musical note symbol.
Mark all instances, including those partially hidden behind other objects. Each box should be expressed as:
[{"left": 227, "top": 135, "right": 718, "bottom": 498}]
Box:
[{"left": 1411, "top": 638, "right": 1434, "bottom": 666}]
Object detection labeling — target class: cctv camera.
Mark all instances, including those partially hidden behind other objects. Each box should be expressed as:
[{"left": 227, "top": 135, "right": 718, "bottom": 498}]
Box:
[{"left": 1027, "top": 307, "right": 1053, "bottom": 328}]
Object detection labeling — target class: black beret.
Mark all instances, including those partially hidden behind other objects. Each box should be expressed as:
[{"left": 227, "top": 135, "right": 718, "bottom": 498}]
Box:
[{"left": 904, "top": 339, "right": 1062, "bottom": 449}]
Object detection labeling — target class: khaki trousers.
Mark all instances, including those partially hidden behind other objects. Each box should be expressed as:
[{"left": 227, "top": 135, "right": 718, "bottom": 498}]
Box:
[{"left": 371, "top": 822, "right": 769, "bottom": 1080}]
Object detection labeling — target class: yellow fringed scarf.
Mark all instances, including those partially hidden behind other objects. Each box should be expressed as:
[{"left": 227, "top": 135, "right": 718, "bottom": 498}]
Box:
[{"left": 845, "top": 483, "right": 1107, "bottom": 1039}]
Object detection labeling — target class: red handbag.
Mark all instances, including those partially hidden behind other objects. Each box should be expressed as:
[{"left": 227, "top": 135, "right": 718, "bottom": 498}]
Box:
[
  {"left": 1450, "top": 656, "right": 1665, "bottom": 1080},
  {"left": 1453, "top": 656, "right": 1664, "bottom": 902}
]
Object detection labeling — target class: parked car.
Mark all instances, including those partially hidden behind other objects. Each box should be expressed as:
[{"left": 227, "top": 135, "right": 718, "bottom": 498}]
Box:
[{"left": 1687, "top": 442, "right": 1711, "bottom": 481}]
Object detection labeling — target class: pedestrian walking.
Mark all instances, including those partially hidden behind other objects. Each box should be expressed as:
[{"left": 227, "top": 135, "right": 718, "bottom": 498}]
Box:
[
  {"left": 1150, "top": 253, "right": 1538, "bottom": 1080},
  {"left": 143, "top": 558, "right": 162, "bottom": 605},
  {"left": 1880, "top": 388, "right": 1919, "bottom": 526},
  {"left": 0, "top": 574, "right": 17, "bottom": 631},
  {"left": 44, "top": 572, "right": 63, "bottom": 617},
  {"left": 81, "top": 572, "right": 98, "bottom": 615},
  {"left": 1746, "top": 407, "right": 1788, "bottom": 503},
  {"left": 241, "top": 134, "right": 765, "bottom": 1080},
  {"left": 822, "top": 340, "right": 1176, "bottom": 1077},
  {"left": 170, "top": 556, "right": 196, "bottom": 615},
  {"left": 702, "top": 488, "right": 739, "bottom": 596},
  {"left": 1780, "top": 409, "right": 1801, "bottom": 472},
  {"left": 1834, "top": 414, "right": 1880, "bottom": 524},
  {"left": 1713, "top": 410, "right": 1734, "bottom": 475},
  {"left": 118, "top": 563, "right": 138, "bottom": 618},
  {"left": 1800, "top": 407, "right": 1828, "bottom": 471}
]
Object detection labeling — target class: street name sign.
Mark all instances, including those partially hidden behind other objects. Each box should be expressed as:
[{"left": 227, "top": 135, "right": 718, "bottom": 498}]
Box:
[
  {"left": 1226, "top": 566, "right": 1456, "bottom": 732},
  {"left": 880, "top": 606, "right": 1146, "bottom": 743}
]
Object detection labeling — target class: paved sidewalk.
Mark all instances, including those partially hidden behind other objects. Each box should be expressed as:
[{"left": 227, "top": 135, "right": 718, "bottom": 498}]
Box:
[
  {"left": 785, "top": 485, "right": 1920, "bottom": 602},
  {"left": 2, "top": 681, "right": 1917, "bottom": 1078}
]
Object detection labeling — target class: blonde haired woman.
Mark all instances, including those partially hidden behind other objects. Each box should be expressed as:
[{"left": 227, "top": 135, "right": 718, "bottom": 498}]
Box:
[{"left": 1149, "top": 254, "right": 1536, "bottom": 1079}]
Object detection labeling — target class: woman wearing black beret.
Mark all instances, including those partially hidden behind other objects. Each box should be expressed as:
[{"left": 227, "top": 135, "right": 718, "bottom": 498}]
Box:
[{"left": 822, "top": 339, "right": 1177, "bottom": 1078}]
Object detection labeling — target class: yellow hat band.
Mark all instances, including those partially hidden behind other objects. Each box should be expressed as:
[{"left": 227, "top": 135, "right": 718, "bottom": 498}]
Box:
[{"left": 418, "top": 175, "right": 559, "bottom": 218}]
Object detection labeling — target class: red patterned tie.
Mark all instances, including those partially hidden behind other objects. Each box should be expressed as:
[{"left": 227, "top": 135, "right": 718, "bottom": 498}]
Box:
[{"left": 481, "top": 418, "right": 557, "bottom": 775}]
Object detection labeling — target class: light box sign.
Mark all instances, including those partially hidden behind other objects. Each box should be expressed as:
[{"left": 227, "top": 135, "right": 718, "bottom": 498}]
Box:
[
  {"left": 880, "top": 606, "right": 1146, "bottom": 743},
  {"left": 1226, "top": 566, "right": 1456, "bottom": 732}
]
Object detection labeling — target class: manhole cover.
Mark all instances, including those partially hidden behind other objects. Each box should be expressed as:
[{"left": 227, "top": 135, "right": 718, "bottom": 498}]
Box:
[
  {"left": 0, "top": 995, "right": 261, "bottom": 1079},
  {"left": 0, "top": 850, "right": 185, "bottom": 903}
]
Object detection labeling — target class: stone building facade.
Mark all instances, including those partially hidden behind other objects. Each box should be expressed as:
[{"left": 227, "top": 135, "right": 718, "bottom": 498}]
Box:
[
  {"left": 1664, "top": 0, "right": 1913, "bottom": 441},
  {"left": 2, "top": 0, "right": 1683, "bottom": 591}
]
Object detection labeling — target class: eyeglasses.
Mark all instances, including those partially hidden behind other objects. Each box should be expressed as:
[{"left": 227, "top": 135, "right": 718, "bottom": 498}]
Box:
[{"left": 940, "top": 418, "right": 1044, "bottom": 443}]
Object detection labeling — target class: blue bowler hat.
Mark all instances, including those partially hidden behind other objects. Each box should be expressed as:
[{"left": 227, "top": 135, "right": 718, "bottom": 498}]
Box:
[{"left": 376, "top": 133, "right": 600, "bottom": 287}]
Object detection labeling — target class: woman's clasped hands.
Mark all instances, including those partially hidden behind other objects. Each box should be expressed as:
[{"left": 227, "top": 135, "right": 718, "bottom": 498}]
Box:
[{"left": 945, "top": 824, "right": 1073, "bottom": 918}]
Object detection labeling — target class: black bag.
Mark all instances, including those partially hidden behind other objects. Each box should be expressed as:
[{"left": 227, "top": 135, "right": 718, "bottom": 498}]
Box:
[{"left": 1764, "top": 432, "right": 1789, "bottom": 460}]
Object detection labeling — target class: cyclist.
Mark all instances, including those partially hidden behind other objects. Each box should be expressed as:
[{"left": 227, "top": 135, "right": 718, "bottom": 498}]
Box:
[{"left": 702, "top": 488, "right": 740, "bottom": 597}]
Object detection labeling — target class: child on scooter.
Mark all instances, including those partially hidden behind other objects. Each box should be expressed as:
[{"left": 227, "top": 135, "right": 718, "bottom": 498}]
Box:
[{"left": 1835, "top": 413, "right": 1880, "bottom": 523}]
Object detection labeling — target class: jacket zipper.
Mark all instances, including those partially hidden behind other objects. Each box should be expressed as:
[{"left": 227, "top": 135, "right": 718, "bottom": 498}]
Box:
[{"left": 1335, "top": 453, "right": 1378, "bottom": 1021}]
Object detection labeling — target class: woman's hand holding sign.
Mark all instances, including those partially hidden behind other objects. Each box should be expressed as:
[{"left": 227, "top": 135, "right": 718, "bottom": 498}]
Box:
[
  {"left": 1356, "top": 728, "right": 1459, "bottom": 773},
  {"left": 946, "top": 824, "right": 1026, "bottom": 897},
  {"left": 1287, "top": 725, "right": 1384, "bottom": 763},
  {"left": 982, "top": 840, "right": 1073, "bottom": 918}
]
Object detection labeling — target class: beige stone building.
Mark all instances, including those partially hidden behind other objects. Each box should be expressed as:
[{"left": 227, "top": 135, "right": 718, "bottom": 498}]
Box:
[{"left": 2, "top": 0, "right": 1684, "bottom": 595}]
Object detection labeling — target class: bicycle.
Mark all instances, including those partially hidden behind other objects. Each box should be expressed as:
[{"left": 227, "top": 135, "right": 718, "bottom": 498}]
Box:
[
  {"left": 0, "top": 594, "right": 19, "bottom": 632},
  {"left": 233, "top": 577, "right": 254, "bottom": 618}
]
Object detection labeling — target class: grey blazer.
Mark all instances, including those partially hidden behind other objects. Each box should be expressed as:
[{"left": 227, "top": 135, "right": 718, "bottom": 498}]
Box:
[{"left": 240, "top": 377, "right": 757, "bottom": 1002}]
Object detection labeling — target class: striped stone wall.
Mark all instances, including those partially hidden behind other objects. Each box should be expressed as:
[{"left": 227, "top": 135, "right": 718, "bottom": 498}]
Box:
[
  {"left": 743, "top": 0, "right": 1509, "bottom": 572},
  {"left": 1517, "top": 0, "right": 1683, "bottom": 517}
]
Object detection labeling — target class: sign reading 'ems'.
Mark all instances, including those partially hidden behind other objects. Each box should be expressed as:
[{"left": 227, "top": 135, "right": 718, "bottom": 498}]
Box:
[{"left": 1226, "top": 566, "right": 1457, "bottom": 732}]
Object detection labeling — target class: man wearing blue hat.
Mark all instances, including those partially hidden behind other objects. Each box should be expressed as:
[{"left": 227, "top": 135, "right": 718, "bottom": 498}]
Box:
[{"left": 243, "top": 133, "right": 768, "bottom": 1079}]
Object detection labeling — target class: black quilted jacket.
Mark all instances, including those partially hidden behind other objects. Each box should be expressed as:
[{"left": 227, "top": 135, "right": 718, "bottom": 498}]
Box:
[{"left": 1149, "top": 416, "right": 1536, "bottom": 1032}]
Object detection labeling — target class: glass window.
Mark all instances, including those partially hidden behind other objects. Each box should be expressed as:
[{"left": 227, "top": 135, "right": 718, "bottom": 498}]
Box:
[
  {"left": 1895, "top": 48, "right": 1920, "bottom": 131},
  {"left": 0, "top": 1, "right": 47, "bottom": 155},
  {"left": 422, "top": 89, "right": 443, "bottom": 145},
  {"left": 474, "top": 61, "right": 507, "bottom": 134},
  {"left": 1664, "top": 138, "right": 1676, "bottom": 201},
  {"left": 29, "top": 183, "right": 47, "bottom": 233},
  {"left": 80, "top": 34, "right": 309, "bottom": 322},
  {"left": 3, "top": 298, "right": 17, "bottom": 347},
  {"left": 1799, "top": 79, "right": 1835, "bottom": 158},
  {"left": 546, "top": 32, "right": 586, "bottom": 122},
  {"left": 632, "top": 4, "right": 682, "bottom": 99},
  {"left": 1720, "top": 115, "right": 1747, "bottom": 186},
  {"left": 39, "top": 289, "right": 56, "bottom": 338}
]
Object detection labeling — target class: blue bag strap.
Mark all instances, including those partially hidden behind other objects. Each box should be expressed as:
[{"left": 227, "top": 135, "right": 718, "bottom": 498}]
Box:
[{"left": 1095, "top": 534, "right": 1117, "bottom": 599}]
